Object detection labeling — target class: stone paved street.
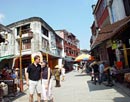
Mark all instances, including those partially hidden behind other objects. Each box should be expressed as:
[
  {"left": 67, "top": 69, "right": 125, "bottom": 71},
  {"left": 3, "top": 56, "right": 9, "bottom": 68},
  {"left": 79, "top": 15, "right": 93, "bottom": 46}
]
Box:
[{"left": 11, "top": 71, "right": 130, "bottom": 102}]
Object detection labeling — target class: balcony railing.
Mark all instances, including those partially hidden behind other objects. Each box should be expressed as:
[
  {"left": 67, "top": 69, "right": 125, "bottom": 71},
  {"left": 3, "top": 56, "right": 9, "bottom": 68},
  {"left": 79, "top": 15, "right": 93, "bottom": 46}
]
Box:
[
  {"left": 18, "top": 43, "right": 31, "bottom": 51},
  {"left": 16, "top": 31, "right": 33, "bottom": 40},
  {"left": 22, "top": 43, "right": 31, "bottom": 50}
]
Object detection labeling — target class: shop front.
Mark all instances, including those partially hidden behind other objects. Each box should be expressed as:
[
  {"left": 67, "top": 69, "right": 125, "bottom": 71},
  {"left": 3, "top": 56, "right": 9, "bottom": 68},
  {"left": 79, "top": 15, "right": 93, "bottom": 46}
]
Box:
[
  {"left": 110, "top": 18, "right": 130, "bottom": 84},
  {"left": 91, "top": 16, "right": 130, "bottom": 86}
]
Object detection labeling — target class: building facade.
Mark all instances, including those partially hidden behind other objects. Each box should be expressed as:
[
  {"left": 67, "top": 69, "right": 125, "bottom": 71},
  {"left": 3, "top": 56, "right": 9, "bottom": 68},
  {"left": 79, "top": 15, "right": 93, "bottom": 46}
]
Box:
[
  {"left": 0, "top": 17, "right": 80, "bottom": 70},
  {"left": 0, "top": 24, "right": 14, "bottom": 69},
  {"left": 0, "top": 17, "right": 62, "bottom": 69},
  {"left": 55, "top": 30, "right": 80, "bottom": 59},
  {"left": 55, "top": 30, "right": 80, "bottom": 71},
  {"left": 90, "top": 0, "right": 130, "bottom": 68}
]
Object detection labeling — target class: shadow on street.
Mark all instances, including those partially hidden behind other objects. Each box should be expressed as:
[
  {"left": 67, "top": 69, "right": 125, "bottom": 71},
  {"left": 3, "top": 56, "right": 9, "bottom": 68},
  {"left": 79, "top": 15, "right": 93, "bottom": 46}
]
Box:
[
  {"left": 113, "top": 97, "right": 130, "bottom": 102},
  {"left": 87, "top": 79, "right": 130, "bottom": 102},
  {"left": 87, "top": 80, "right": 112, "bottom": 92},
  {"left": 11, "top": 92, "right": 27, "bottom": 101}
]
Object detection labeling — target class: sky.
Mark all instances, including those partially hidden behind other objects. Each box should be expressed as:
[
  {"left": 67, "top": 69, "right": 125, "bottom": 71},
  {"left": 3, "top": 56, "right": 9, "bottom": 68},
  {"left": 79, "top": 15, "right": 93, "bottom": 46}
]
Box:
[{"left": 0, "top": 0, "right": 97, "bottom": 50}]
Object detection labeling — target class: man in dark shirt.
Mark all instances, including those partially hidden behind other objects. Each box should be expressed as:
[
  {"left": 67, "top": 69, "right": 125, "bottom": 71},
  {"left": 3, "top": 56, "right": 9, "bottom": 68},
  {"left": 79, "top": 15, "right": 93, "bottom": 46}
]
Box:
[
  {"left": 92, "top": 61, "right": 99, "bottom": 85},
  {"left": 26, "top": 55, "right": 41, "bottom": 102}
]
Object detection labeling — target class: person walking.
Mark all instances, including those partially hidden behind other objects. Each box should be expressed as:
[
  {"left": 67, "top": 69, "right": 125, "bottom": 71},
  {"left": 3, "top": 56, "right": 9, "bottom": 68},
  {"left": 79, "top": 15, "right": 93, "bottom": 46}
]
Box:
[
  {"left": 15, "top": 68, "right": 20, "bottom": 91},
  {"left": 104, "top": 65, "right": 114, "bottom": 87},
  {"left": 54, "top": 65, "right": 61, "bottom": 87},
  {"left": 99, "top": 61, "right": 105, "bottom": 84},
  {"left": 41, "top": 60, "right": 53, "bottom": 102},
  {"left": 26, "top": 55, "right": 42, "bottom": 102},
  {"left": 91, "top": 61, "right": 99, "bottom": 85}
]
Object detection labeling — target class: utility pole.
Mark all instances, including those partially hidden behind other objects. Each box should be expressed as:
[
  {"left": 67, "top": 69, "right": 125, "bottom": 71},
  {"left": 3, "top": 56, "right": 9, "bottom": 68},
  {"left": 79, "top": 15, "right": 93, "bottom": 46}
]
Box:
[{"left": 19, "top": 27, "right": 23, "bottom": 92}]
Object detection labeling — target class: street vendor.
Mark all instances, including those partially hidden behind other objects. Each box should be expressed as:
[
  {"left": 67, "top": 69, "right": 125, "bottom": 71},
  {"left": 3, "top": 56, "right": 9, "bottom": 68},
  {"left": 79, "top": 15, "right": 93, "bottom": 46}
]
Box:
[{"left": 1, "top": 68, "right": 11, "bottom": 79}]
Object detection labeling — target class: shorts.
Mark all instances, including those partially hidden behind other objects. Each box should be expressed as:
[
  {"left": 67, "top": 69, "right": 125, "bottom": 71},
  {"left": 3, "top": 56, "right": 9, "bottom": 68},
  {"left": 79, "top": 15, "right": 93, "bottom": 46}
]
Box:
[{"left": 29, "top": 80, "right": 42, "bottom": 94}]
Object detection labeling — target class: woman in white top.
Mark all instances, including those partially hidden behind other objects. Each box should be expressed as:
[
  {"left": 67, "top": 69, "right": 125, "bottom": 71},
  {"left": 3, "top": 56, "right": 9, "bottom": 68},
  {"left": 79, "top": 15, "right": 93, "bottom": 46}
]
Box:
[{"left": 41, "top": 60, "right": 53, "bottom": 102}]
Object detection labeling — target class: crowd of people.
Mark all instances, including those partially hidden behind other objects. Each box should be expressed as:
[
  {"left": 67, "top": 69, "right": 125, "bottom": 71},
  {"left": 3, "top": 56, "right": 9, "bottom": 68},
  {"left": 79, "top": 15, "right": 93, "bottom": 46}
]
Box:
[
  {"left": 88, "top": 60, "right": 118, "bottom": 87},
  {"left": 0, "top": 67, "right": 20, "bottom": 89},
  {"left": 0, "top": 55, "right": 66, "bottom": 102}
]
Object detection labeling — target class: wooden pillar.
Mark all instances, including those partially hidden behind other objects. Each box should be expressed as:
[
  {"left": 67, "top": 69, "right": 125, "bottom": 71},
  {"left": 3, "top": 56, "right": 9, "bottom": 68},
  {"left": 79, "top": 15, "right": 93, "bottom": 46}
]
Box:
[
  {"left": 19, "top": 27, "right": 23, "bottom": 92},
  {"left": 123, "top": 44, "right": 129, "bottom": 67}
]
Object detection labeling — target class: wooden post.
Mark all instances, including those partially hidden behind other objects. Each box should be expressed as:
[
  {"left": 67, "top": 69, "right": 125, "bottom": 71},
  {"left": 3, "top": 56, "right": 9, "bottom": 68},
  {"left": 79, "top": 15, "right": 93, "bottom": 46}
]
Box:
[
  {"left": 123, "top": 44, "right": 129, "bottom": 67},
  {"left": 19, "top": 27, "right": 23, "bottom": 92}
]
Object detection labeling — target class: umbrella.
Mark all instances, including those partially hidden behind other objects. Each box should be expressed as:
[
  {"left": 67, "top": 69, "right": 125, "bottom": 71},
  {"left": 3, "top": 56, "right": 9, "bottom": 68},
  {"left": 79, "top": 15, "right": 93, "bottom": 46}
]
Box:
[{"left": 75, "top": 54, "right": 94, "bottom": 62}]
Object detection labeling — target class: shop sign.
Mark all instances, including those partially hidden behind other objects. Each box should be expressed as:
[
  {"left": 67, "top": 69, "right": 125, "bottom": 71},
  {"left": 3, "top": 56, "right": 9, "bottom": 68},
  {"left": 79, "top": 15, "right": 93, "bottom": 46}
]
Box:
[{"left": 112, "top": 41, "right": 117, "bottom": 50}]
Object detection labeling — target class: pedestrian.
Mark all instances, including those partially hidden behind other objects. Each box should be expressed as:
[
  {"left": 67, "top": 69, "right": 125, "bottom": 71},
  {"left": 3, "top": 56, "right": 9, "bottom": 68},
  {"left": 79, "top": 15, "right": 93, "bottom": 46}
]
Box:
[
  {"left": 81, "top": 63, "right": 86, "bottom": 73},
  {"left": 15, "top": 68, "right": 20, "bottom": 90},
  {"left": 91, "top": 61, "right": 99, "bottom": 85},
  {"left": 105, "top": 65, "right": 114, "bottom": 87},
  {"left": 11, "top": 70, "right": 17, "bottom": 81},
  {"left": 61, "top": 65, "right": 65, "bottom": 81},
  {"left": 26, "top": 55, "right": 42, "bottom": 102},
  {"left": 41, "top": 60, "right": 53, "bottom": 102},
  {"left": 111, "top": 65, "right": 117, "bottom": 82},
  {"left": 54, "top": 65, "right": 61, "bottom": 87},
  {"left": 99, "top": 61, "right": 105, "bottom": 84},
  {"left": 89, "top": 62, "right": 94, "bottom": 81}
]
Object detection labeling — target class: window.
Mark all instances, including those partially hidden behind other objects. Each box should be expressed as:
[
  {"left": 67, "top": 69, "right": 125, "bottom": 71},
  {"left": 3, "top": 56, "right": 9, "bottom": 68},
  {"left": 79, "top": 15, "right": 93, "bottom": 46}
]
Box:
[
  {"left": 123, "top": 0, "right": 130, "bottom": 16},
  {"left": 42, "top": 38, "right": 49, "bottom": 49},
  {"left": 17, "top": 24, "right": 30, "bottom": 35},
  {"left": 22, "top": 39, "right": 31, "bottom": 50},
  {"left": 41, "top": 26, "right": 49, "bottom": 37},
  {"left": 18, "top": 39, "right": 31, "bottom": 50},
  {"left": 96, "top": 0, "right": 107, "bottom": 21}
]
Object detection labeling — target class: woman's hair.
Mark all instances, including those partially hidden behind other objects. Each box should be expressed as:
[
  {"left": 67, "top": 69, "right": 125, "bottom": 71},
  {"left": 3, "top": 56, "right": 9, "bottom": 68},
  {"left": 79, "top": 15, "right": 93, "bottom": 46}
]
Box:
[{"left": 43, "top": 60, "right": 48, "bottom": 66}]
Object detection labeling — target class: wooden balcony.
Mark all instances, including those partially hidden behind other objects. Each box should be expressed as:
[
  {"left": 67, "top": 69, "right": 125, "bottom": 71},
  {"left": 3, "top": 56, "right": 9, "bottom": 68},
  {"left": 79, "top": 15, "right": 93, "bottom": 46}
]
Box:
[
  {"left": 16, "top": 31, "right": 33, "bottom": 40},
  {"left": 56, "top": 42, "right": 63, "bottom": 49},
  {"left": 18, "top": 43, "right": 31, "bottom": 51},
  {"left": 22, "top": 43, "right": 31, "bottom": 50}
]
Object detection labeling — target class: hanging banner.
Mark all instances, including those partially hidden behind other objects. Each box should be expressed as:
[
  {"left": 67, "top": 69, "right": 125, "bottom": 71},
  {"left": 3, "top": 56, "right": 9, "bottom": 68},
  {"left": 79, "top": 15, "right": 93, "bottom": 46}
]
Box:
[{"left": 112, "top": 41, "right": 117, "bottom": 50}]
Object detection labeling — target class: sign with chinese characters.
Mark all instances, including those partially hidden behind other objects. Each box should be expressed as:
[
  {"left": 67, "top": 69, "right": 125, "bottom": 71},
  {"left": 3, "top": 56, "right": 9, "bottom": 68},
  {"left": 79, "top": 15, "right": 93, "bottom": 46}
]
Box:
[{"left": 112, "top": 41, "right": 117, "bottom": 50}]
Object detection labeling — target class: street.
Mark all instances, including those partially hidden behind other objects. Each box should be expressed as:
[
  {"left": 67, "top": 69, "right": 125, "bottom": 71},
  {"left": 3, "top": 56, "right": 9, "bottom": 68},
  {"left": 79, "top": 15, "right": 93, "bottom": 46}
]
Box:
[
  {"left": 11, "top": 71, "right": 130, "bottom": 102},
  {"left": 1, "top": 1, "right": 130, "bottom": 102}
]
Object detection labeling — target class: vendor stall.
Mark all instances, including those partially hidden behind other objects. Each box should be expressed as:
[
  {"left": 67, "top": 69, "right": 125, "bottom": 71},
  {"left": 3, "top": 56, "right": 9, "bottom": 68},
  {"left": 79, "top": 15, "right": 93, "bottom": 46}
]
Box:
[{"left": 0, "top": 68, "right": 17, "bottom": 96}]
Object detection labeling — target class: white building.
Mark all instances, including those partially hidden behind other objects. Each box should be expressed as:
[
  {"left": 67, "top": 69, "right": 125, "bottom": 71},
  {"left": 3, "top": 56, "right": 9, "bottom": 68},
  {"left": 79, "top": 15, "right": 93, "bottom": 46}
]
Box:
[
  {"left": 0, "top": 17, "right": 62, "bottom": 69},
  {"left": 0, "top": 24, "right": 15, "bottom": 69}
]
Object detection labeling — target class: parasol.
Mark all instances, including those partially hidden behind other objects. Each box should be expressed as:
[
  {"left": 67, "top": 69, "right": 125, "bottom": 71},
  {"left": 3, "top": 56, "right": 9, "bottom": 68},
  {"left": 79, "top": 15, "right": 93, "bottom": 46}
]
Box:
[{"left": 75, "top": 54, "right": 94, "bottom": 62}]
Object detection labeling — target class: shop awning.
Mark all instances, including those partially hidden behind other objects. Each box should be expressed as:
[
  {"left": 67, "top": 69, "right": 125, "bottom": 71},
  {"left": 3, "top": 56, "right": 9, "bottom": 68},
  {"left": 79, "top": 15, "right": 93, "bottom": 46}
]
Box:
[
  {"left": 0, "top": 55, "right": 14, "bottom": 62},
  {"left": 39, "top": 50, "right": 60, "bottom": 58},
  {"left": 63, "top": 57, "right": 74, "bottom": 62},
  {"left": 0, "top": 24, "right": 11, "bottom": 32}
]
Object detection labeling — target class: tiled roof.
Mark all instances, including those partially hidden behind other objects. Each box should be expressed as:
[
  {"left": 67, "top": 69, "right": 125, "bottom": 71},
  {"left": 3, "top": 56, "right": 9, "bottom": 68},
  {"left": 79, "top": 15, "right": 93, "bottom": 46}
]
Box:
[
  {"left": 0, "top": 34, "right": 5, "bottom": 43},
  {"left": 0, "top": 24, "right": 11, "bottom": 32},
  {"left": 91, "top": 16, "right": 130, "bottom": 49}
]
